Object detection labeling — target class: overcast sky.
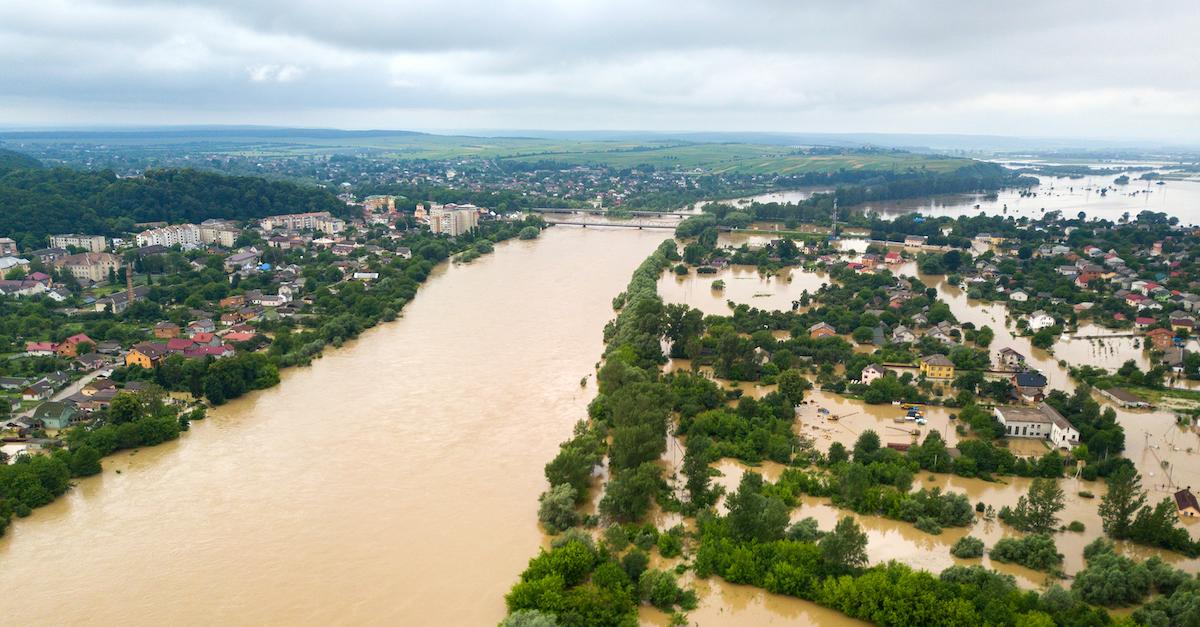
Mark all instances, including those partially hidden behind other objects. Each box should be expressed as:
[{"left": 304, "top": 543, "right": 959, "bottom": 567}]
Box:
[{"left": 1, "top": 0, "right": 1197, "bottom": 141}]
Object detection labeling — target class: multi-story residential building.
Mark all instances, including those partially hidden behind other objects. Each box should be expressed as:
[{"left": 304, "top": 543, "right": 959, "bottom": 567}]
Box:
[
  {"left": 427, "top": 204, "right": 479, "bottom": 237},
  {"left": 53, "top": 252, "right": 121, "bottom": 283},
  {"left": 259, "top": 212, "right": 345, "bottom": 234},
  {"left": 199, "top": 220, "right": 241, "bottom": 247},
  {"left": 362, "top": 195, "right": 397, "bottom": 213},
  {"left": 136, "top": 224, "right": 202, "bottom": 249},
  {"left": 49, "top": 234, "right": 107, "bottom": 252},
  {"left": 0, "top": 237, "right": 17, "bottom": 255},
  {"left": 135, "top": 221, "right": 242, "bottom": 249}
]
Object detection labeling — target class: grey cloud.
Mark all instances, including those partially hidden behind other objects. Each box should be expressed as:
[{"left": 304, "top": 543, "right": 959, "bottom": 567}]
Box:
[{"left": 0, "top": 0, "right": 1196, "bottom": 140}]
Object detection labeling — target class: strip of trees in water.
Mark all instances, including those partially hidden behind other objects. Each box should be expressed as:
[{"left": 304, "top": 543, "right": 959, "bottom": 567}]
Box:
[{"left": 506, "top": 238, "right": 1200, "bottom": 627}]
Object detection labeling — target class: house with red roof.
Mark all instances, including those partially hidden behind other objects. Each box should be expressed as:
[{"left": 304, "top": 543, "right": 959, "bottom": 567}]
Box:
[
  {"left": 56, "top": 333, "right": 94, "bottom": 358},
  {"left": 191, "top": 332, "right": 220, "bottom": 346},
  {"left": 26, "top": 341, "right": 57, "bottom": 356},
  {"left": 166, "top": 338, "right": 196, "bottom": 352},
  {"left": 183, "top": 345, "right": 234, "bottom": 359},
  {"left": 1147, "top": 328, "right": 1175, "bottom": 351},
  {"left": 223, "top": 331, "right": 257, "bottom": 343},
  {"left": 1135, "top": 317, "right": 1157, "bottom": 329}
]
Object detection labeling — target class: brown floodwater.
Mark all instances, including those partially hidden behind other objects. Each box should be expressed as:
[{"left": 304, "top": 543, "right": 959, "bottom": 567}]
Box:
[
  {"left": 6, "top": 225, "right": 1200, "bottom": 626},
  {"left": 662, "top": 252, "right": 1200, "bottom": 587},
  {"left": 0, "top": 227, "right": 675, "bottom": 625}
]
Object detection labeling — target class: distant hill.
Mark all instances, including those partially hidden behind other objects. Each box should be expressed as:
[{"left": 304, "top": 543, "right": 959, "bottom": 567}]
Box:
[
  {"left": 0, "top": 153, "right": 347, "bottom": 249},
  {"left": 0, "top": 148, "right": 43, "bottom": 174}
]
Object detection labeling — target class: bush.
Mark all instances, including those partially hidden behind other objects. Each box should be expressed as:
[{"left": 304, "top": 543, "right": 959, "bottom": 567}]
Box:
[
  {"left": 1067, "top": 521, "right": 1085, "bottom": 533},
  {"left": 950, "top": 536, "right": 985, "bottom": 558},
  {"left": 621, "top": 548, "right": 649, "bottom": 582},
  {"left": 1078, "top": 490, "right": 1094, "bottom": 499},
  {"left": 638, "top": 569, "right": 696, "bottom": 612},
  {"left": 537, "top": 484, "right": 579, "bottom": 534},
  {"left": 990, "top": 534, "right": 1062, "bottom": 572},
  {"left": 657, "top": 531, "right": 683, "bottom": 558},
  {"left": 914, "top": 516, "right": 943, "bottom": 535},
  {"left": 518, "top": 226, "right": 540, "bottom": 240}
]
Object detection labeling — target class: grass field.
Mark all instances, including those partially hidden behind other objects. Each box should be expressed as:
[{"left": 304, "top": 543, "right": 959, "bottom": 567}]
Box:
[{"left": 2, "top": 129, "right": 979, "bottom": 175}]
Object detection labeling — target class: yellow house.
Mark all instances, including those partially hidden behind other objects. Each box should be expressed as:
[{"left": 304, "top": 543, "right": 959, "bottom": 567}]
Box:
[
  {"left": 125, "top": 343, "right": 167, "bottom": 369},
  {"left": 919, "top": 354, "right": 955, "bottom": 379}
]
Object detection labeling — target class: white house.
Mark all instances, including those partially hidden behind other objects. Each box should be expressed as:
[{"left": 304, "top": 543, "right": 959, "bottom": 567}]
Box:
[
  {"left": 1027, "top": 311, "right": 1056, "bottom": 331},
  {"left": 998, "top": 347, "right": 1025, "bottom": 369},
  {"left": 1009, "top": 290, "right": 1029, "bottom": 303},
  {"left": 860, "top": 364, "right": 887, "bottom": 385},
  {"left": 995, "top": 403, "right": 1079, "bottom": 449}
]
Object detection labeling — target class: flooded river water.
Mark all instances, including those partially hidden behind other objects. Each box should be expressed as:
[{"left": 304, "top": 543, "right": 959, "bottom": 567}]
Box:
[
  {"left": 0, "top": 228, "right": 671, "bottom": 625},
  {"left": 5, "top": 221, "right": 1200, "bottom": 625}
]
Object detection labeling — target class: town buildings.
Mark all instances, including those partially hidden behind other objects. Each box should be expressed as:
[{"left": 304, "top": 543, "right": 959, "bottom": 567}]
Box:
[
  {"left": 994, "top": 403, "right": 1080, "bottom": 449},
  {"left": 259, "top": 212, "right": 345, "bottom": 235},
  {"left": 49, "top": 234, "right": 107, "bottom": 252},
  {"left": 860, "top": 364, "right": 887, "bottom": 385},
  {"left": 135, "top": 221, "right": 241, "bottom": 249},
  {"left": 53, "top": 252, "right": 121, "bottom": 283},
  {"left": 1100, "top": 387, "right": 1152, "bottom": 409},
  {"left": 809, "top": 322, "right": 837, "bottom": 339},
  {"left": 998, "top": 347, "right": 1025, "bottom": 370},
  {"left": 1175, "top": 488, "right": 1200, "bottom": 518},
  {"left": 426, "top": 204, "right": 480, "bottom": 237},
  {"left": 919, "top": 354, "right": 955, "bottom": 379}
]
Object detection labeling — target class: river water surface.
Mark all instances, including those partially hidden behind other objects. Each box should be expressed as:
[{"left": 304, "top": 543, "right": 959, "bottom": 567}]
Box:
[{"left": 0, "top": 228, "right": 671, "bottom": 625}]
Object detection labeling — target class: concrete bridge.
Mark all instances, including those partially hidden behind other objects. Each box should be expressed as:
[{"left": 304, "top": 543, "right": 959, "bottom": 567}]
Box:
[
  {"left": 530, "top": 207, "right": 695, "bottom": 219},
  {"left": 545, "top": 220, "right": 676, "bottom": 230}
]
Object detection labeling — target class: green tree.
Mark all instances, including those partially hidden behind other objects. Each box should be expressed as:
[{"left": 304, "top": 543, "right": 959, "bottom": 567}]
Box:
[
  {"left": 1099, "top": 465, "right": 1145, "bottom": 539},
  {"left": 776, "top": 368, "right": 811, "bottom": 406},
  {"left": 819, "top": 516, "right": 869, "bottom": 574},
  {"left": 725, "top": 473, "right": 788, "bottom": 543},
  {"left": 950, "top": 536, "right": 984, "bottom": 558},
  {"left": 682, "top": 434, "right": 717, "bottom": 511},
  {"left": 68, "top": 445, "right": 102, "bottom": 477},
  {"left": 599, "top": 463, "right": 661, "bottom": 523},
  {"left": 538, "top": 484, "right": 580, "bottom": 534},
  {"left": 826, "top": 442, "right": 849, "bottom": 465},
  {"left": 851, "top": 430, "right": 881, "bottom": 464},
  {"left": 1008, "top": 478, "right": 1065, "bottom": 534}
]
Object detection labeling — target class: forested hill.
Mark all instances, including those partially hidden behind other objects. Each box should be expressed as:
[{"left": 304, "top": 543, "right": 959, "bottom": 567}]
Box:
[
  {"left": 0, "top": 150, "right": 347, "bottom": 249},
  {"left": 0, "top": 148, "right": 42, "bottom": 174}
]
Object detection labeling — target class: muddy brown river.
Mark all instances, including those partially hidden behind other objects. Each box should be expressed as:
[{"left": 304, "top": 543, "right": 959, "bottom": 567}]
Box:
[{"left": 3, "top": 226, "right": 1199, "bottom": 625}]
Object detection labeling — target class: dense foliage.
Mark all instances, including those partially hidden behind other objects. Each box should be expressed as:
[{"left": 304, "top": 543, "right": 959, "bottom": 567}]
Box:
[{"left": 0, "top": 158, "right": 347, "bottom": 247}]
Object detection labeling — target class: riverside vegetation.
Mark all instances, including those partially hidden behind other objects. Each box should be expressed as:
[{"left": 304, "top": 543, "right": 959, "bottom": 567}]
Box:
[{"left": 503, "top": 238, "right": 1200, "bottom": 626}]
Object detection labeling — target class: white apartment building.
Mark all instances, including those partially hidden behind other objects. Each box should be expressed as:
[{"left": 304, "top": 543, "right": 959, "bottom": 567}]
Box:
[
  {"left": 200, "top": 220, "right": 241, "bottom": 247},
  {"left": 259, "top": 212, "right": 345, "bottom": 235},
  {"left": 428, "top": 204, "right": 479, "bottom": 237},
  {"left": 49, "top": 234, "right": 107, "bottom": 252},
  {"left": 136, "top": 224, "right": 202, "bottom": 249}
]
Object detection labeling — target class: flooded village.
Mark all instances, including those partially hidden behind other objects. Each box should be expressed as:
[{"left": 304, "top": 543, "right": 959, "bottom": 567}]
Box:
[{"left": 2, "top": 156, "right": 1200, "bottom": 626}]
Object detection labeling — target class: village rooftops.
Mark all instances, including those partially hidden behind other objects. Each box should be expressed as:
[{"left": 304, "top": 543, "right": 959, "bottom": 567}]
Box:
[
  {"left": 1014, "top": 371, "right": 1048, "bottom": 388},
  {"left": 1175, "top": 489, "right": 1200, "bottom": 516},
  {"left": 1101, "top": 387, "right": 1151, "bottom": 407},
  {"left": 920, "top": 354, "right": 954, "bottom": 367},
  {"left": 996, "top": 403, "right": 1074, "bottom": 431}
]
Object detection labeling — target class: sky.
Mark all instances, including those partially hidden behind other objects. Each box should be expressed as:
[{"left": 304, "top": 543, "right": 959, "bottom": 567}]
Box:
[{"left": 1, "top": 0, "right": 1198, "bottom": 142}]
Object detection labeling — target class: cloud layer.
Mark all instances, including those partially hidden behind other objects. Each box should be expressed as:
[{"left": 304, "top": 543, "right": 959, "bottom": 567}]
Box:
[{"left": 1, "top": 0, "right": 1197, "bottom": 140}]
